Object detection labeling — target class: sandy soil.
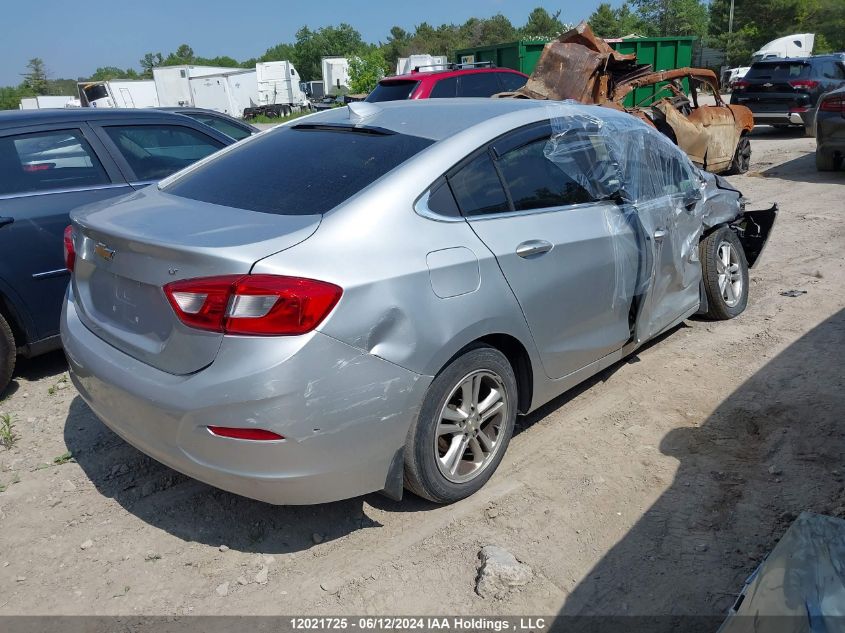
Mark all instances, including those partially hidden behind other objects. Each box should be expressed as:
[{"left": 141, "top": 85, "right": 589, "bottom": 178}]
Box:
[{"left": 0, "top": 127, "right": 843, "bottom": 619}]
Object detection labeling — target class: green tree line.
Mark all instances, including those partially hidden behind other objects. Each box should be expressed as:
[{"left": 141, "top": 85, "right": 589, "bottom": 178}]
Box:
[{"left": 3, "top": 2, "right": 844, "bottom": 108}]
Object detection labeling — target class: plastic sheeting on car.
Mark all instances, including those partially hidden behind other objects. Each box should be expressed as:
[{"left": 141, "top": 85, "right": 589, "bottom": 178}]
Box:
[{"left": 541, "top": 102, "right": 743, "bottom": 340}]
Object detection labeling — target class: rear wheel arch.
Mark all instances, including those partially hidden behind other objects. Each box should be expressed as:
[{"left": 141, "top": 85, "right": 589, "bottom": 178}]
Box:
[{"left": 442, "top": 333, "right": 533, "bottom": 415}]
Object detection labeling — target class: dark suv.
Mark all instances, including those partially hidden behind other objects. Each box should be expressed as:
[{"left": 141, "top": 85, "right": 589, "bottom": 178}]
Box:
[
  {"left": 0, "top": 108, "right": 236, "bottom": 393},
  {"left": 366, "top": 64, "right": 528, "bottom": 103},
  {"left": 731, "top": 54, "right": 845, "bottom": 133}
]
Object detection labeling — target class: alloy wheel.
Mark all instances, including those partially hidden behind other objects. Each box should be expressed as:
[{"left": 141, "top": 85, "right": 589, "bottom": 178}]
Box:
[
  {"left": 435, "top": 370, "right": 509, "bottom": 484},
  {"left": 717, "top": 241, "right": 743, "bottom": 307}
]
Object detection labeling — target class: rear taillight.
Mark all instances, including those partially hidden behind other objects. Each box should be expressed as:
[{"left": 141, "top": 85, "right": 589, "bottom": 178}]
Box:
[
  {"left": 820, "top": 95, "right": 845, "bottom": 113},
  {"left": 788, "top": 79, "right": 819, "bottom": 90},
  {"left": 63, "top": 225, "right": 75, "bottom": 272},
  {"left": 163, "top": 274, "right": 342, "bottom": 336},
  {"left": 207, "top": 426, "right": 284, "bottom": 441},
  {"left": 732, "top": 79, "right": 750, "bottom": 91}
]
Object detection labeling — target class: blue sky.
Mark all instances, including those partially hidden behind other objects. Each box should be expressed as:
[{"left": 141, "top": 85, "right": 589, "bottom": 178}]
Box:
[{"left": 0, "top": 0, "right": 625, "bottom": 86}]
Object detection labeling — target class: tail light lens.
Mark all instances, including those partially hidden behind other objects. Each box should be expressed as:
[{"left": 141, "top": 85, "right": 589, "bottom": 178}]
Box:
[
  {"left": 788, "top": 79, "right": 819, "bottom": 90},
  {"left": 732, "top": 79, "right": 750, "bottom": 91},
  {"left": 164, "top": 274, "right": 342, "bottom": 336},
  {"left": 819, "top": 95, "right": 845, "bottom": 113},
  {"left": 63, "top": 225, "right": 75, "bottom": 272}
]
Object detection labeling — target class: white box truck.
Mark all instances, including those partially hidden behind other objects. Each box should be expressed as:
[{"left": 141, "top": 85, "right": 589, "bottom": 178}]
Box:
[
  {"left": 19, "top": 95, "right": 76, "bottom": 109},
  {"left": 321, "top": 57, "right": 350, "bottom": 95},
  {"left": 396, "top": 54, "right": 448, "bottom": 75},
  {"left": 78, "top": 80, "right": 159, "bottom": 108},
  {"left": 243, "top": 61, "right": 310, "bottom": 117}
]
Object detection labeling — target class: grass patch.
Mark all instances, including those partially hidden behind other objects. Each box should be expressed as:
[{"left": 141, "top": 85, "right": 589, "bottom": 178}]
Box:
[{"left": 0, "top": 413, "right": 18, "bottom": 449}]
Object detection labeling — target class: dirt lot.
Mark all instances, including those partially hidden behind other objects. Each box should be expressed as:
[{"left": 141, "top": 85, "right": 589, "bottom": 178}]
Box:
[{"left": 0, "top": 127, "right": 843, "bottom": 619}]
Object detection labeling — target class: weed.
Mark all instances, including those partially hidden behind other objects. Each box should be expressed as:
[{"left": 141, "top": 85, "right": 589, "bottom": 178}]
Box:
[
  {"left": 53, "top": 451, "right": 73, "bottom": 465},
  {"left": 0, "top": 413, "right": 18, "bottom": 449}
]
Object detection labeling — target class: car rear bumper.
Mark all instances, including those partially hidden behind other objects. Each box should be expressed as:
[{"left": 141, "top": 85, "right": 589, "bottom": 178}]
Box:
[
  {"left": 750, "top": 111, "right": 808, "bottom": 126},
  {"left": 61, "top": 288, "right": 429, "bottom": 505}
]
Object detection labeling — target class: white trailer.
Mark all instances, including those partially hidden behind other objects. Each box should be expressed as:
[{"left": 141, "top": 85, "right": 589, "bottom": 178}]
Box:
[
  {"left": 78, "top": 80, "right": 159, "bottom": 108},
  {"left": 321, "top": 57, "right": 350, "bottom": 95},
  {"left": 153, "top": 65, "right": 244, "bottom": 107},
  {"left": 188, "top": 69, "right": 257, "bottom": 118},
  {"left": 19, "top": 95, "right": 76, "bottom": 109},
  {"left": 396, "top": 54, "right": 448, "bottom": 75}
]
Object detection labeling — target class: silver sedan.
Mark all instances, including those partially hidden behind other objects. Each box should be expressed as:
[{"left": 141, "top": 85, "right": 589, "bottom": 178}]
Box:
[{"left": 61, "top": 99, "right": 776, "bottom": 504}]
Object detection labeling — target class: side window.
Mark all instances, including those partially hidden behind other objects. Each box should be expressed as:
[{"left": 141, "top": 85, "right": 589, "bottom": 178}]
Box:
[
  {"left": 458, "top": 73, "right": 503, "bottom": 98},
  {"left": 187, "top": 114, "right": 251, "bottom": 141},
  {"left": 426, "top": 178, "right": 461, "bottom": 217},
  {"left": 0, "top": 129, "right": 109, "bottom": 196},
  {"left": 448, "top": 152, "right": 509, "bottom": 216},
  {"left": 102, "top": 124, "right": 224, "bottom": 182},
  {"left": 821, "top": 61, "right": 845, "bottom": 80},
  {"left": 498, "top": 72, "right": 528, "bottom": 92},
  {"left": 496, "top": 137, "right": 595, "bottom": 211},
  {"left": 429, "top": 77, "right": 458, "bottom": 99}
]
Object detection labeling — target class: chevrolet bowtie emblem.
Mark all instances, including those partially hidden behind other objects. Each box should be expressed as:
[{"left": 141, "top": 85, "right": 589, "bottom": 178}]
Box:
[{"left": 94, "top": 243, "right": 115, "bottom": 261}]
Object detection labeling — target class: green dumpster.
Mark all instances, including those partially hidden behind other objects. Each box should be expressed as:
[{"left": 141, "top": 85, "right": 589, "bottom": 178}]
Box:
[
  {"left": 454, "top": 39, "right": 551, "bottom": 75},
  {"left": 610, "top": 36, "right": 697, "bottom": 107}
]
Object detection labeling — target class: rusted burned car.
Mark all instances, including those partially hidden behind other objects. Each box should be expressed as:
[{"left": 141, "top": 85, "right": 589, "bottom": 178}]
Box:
[{"left": 498, "top": 22, "right": 754, "bottom": 175}]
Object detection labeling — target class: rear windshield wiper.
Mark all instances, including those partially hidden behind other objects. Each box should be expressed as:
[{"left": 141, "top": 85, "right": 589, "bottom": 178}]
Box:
[{"left": 291, "top": 122, "right": 396, "bottom": 136}]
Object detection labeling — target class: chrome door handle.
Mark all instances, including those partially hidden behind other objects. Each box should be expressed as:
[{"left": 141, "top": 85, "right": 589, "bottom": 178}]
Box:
[
  {"left": 516, "top": 240, "right": 553, "bottom": 258},
  {"left": 0, "top": 216, "right": 13, "bottom": 228},
  {"left": 653, "top": 229, "right": 667, "bottom": 241}
]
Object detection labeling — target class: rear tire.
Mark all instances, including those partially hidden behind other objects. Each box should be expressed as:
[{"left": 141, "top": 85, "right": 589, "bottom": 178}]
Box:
[
  {"left": 404, "top": 345, "right": 517, "bottom": 504},
  {"left": 816, "top": 151, "right": 840, "bottom": 172},
  {"left": 699, "top": 226, "right": 749, "bottom": 320},
  {"left": 726, "top": 135, "right": 751, "bottom": 175},
  {"left": 0, "top": 313, "right": 15, "bottom": 396}
]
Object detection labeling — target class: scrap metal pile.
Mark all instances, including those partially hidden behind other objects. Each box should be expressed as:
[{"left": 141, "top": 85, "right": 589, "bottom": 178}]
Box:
[{"left": 497, "top": 22, "right": 755, "bottom": 174}]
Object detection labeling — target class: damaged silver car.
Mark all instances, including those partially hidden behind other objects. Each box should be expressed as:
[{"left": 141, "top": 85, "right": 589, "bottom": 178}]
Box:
[{"left": 61, "top": 99, "right": 776, "bottom": 505}]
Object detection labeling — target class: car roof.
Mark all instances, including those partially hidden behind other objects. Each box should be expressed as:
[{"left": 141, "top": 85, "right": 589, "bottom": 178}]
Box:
[
  {"left": 294, "top": 98, "right": 636, "bottom": 142},
  {"left": 0, "top": 107, "right": 190, "bottom": 130},
  {"left": 382, "top": 66, "right": 526, "bottom": 83}
]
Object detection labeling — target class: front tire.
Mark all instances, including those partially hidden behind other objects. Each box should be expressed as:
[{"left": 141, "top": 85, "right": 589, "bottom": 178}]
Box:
[
  {"left": 404, "top": 345, "right": 517, "bottom": 503},
  {"left": 0, "top": 313, "right": 15, "bottom": 395},
  {"left": 699, "top": 226, "right": 749, "bottom": 320}
]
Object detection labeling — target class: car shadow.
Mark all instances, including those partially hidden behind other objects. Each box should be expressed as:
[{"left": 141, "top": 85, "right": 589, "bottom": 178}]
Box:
[
  {"left": 2, "top": 349, "right": 68, "bottom": 398},
  {"left": 758, "top": 151, "right": 844, "bottom": 184},
  {"left": 515, "top": 322, "right": 691, "bottom": 437},
  {"left": 64, "top": 395, "right": 384, "bottom": 554},
  {"left": 556, "top": 308, "right": 845, "bottom": 629}
]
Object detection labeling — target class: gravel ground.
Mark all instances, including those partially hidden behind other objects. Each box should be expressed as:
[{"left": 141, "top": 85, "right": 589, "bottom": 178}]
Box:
[{"left": 0, "top": 126, "right": 842, "bottom": 618}]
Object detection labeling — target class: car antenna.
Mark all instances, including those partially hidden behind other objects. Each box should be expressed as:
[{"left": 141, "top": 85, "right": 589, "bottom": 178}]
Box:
[{"left": 348, "top": 102, "right": 381, "bottom": 124}]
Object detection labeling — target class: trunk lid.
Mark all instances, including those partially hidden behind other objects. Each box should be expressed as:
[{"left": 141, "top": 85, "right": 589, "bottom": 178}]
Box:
[{"left": 70, "top": 186, "right": 321, "bottom": 375}]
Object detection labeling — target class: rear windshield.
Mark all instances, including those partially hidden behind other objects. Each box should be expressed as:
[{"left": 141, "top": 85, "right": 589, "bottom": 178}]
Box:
[
  {"left": 745, "top": 62, "right": 811, "bottom": 80},
  {"left": 366, "top": 80, "right": 420, "bottom": 102},
  {"left": 163, "top": 125, "right": 434, "bottom": 215}
]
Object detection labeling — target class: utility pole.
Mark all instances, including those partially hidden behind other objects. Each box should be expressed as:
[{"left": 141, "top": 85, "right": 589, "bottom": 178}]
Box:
[{"left": 728, "top": 0, "right": 735, "bottom": 34}]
